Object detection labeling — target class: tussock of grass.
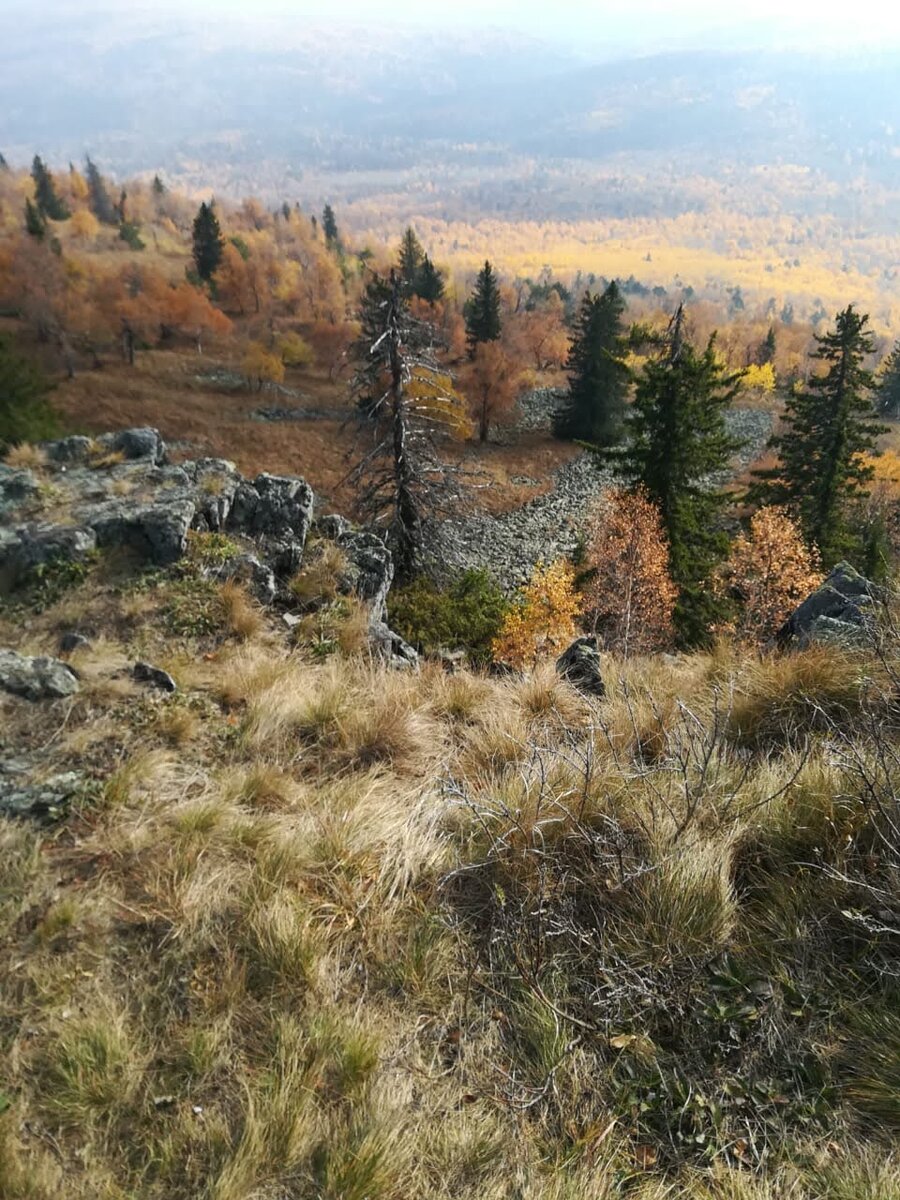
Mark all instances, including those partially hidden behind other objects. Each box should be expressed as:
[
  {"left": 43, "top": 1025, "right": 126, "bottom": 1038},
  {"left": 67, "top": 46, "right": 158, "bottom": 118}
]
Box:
[{"left": 3, "top": 441, "right": 48, "bottom": 470}]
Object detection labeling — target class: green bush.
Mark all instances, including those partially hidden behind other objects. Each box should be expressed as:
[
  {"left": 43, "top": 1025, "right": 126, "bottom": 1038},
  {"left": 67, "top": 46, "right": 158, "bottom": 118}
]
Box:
[
  {"left": 388, "top": 570, "right": 509, "bottom": 664},
  {"left": 0, "top": 334, "right": 59, "bottom": 451}
]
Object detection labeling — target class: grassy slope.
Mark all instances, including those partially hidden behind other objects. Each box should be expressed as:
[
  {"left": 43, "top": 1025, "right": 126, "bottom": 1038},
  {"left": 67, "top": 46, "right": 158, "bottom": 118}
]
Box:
[{"left": 2, "top": 524, "right": 900, "bottom": 1197}]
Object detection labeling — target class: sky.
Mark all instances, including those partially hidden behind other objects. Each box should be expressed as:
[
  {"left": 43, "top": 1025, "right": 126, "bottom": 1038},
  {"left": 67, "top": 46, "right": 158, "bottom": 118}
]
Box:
[{"left": 151, "top": 0, "right": 900, "bottom": 52}]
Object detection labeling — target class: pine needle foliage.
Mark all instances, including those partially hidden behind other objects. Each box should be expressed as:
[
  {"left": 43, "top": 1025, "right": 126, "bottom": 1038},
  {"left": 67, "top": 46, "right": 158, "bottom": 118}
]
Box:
[{"left": 554, "top": 281, "right": 629, "bottom": 447}]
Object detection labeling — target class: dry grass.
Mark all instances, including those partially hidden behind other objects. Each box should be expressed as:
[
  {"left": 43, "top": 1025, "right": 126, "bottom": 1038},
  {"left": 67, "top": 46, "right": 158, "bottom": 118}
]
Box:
[
  {"left": 219, "top": 579, "right": 264, "bottom": 640},
  {"left": 3, "top": 441, "right": 48, "bottom": 469},
  {"left": 2, "top": 566, "right": 900, "bottom": 1198}
]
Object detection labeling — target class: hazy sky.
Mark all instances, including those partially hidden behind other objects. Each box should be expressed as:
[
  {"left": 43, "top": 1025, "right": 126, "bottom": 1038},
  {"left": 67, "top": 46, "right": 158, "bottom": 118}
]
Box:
[{"left": 147, "top": 0, "right": 900, "bottom": 51}]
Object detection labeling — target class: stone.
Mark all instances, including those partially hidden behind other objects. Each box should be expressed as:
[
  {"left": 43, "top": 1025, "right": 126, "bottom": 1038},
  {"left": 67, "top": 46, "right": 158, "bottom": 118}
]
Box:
[
  {"left": 0, "top": 524, "right": 97, "bottom": 588},
  {"left": 369, "top": 621, "right": 419, "bottom": 670},
  {"left": 338, "top": 531, "right": 394, "bottom": 622},
  {"left": 227, "top": 473, "right": 314, "bottom": 545},
  {"left": 42, "top": 435, "right": 93, "bottom": 464},
  {"left": 98, "top": 427, "right": 167, "bottom": 464},
  {"left": 556, "top": 637, "right": 605, "bottom": 698},
  {"left": 777, "top": 562, "right": 882, "bottom": 649},
  {"left": 133, "top": 662, "right": 178, "bottom": 693},
  {"left": 188, "top": 459, "right": 242, "bottom": 532},
  {"left": 317, "top": 513, "right": 352, "bottom": 540},
  {"left": 217, "top": 554, "right": 278, "bottom": 606},
  {"left": 59, "top": 632, "right": 92, "bottom": 654},
  {"left": 0, "top": 771, "right": 84, "bottom": 822},
  {"left": 90, "top": 497, "right": 196, "bottom": 565},
  {"left": 0, "top": 465, "right": 39, "bottom": 514},
  {"left": 0, "top": 649, "right": 80, "bottom": 700}
]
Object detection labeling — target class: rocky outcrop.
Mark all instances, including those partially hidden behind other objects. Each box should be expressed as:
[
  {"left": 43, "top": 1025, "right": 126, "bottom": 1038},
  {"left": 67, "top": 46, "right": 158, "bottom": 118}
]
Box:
[
  {"left": 556, "top": 637, "right": 605, "bottom": 698},
  {"left": 369, "top": 621, "right": 419, "bottom": 670},
  {"left": 336, "top": 530, "right": 395, "bottom": 623},
  {"left": 133, "top": 662, "right": 178, "bottom": 692},
  {"left": 0, "top": 650, "right": 80, "bottom": 700},
  {"left": 777, "top": 563, "right": 883, "bottom": 649},
  {"left": 0, "top": 770, "right": 84, "bottom": 822}
]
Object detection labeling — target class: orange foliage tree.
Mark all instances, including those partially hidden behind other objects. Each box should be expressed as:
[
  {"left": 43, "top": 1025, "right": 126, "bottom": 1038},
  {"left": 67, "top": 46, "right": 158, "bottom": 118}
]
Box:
[
  {"left": 720, "top": 506, "right": 823, "bottom": 644},
  {"left": 492, "top": 559, "right": 581, "bottom": 669},
  {"left": 460, "top": 340, "right": 527, "bottom": 442},
  {"left": 584, "top": 487, "right": 677, "bottom": 657}
]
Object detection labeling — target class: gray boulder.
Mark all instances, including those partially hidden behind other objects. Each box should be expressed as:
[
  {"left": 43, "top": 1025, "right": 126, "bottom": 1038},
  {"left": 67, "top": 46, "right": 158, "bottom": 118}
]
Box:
[
  {"left": 0, "top": 524, "right": 97, "bottom": 588},
  {"left": 556, "top": 637, "right": 605, "bottom": 698},
  {"left": 369, "top": 621, "right": 419, "bottom": 670},
  {"left": 0, "top": 465, "right": 39, "bottom": 514},
  {"left": 228, "top": 473, "right": 314, "bottom": 544},
  {"left": 0, "top": 649, "right": 80, "bottom": 700},
  {"left": 337, "top": 531, "right": 395, "bottom": 623},
  {"left": 59, "top": 632, "right": 92, "bottom": 654},
  {"left": 0, "top": 771, "right": 83, "bottom": 822},
  {"left": 98, "top": 427, "right": 167, "bottom": 464},
  {"left": 42, "top": 435, "right": 93, "bottom": 464},
  {"left": 777, "top": 562, "right": 882, "bottom": 649},
  {"left": 187, "top": 458, "right": 242, "bottom": 532},
  {"left": 317, "top": 513, "right": 352, "bottom": 540},
  {"left": 216, "top": 553, "right": 278, "bottom": 606},
  {"left": 90, "top": 497, "right": 196, "bottom": 565}
]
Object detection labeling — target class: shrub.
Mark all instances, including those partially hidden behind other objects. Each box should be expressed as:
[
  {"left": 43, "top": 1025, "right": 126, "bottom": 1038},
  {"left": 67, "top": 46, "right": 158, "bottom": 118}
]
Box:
[
  {"left": 388, "top": 569, "right": 509, "bottom": 664},
  {"left": 492, "top": 559, "right": 580, "bottom": 670},
  {"left": 0, "top": 334, "right": 59, "bottom": 451}
]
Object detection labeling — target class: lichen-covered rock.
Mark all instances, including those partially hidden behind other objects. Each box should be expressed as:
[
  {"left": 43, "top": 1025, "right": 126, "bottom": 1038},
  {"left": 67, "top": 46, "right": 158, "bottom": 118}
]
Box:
[
  {"left": 98, "top": 427, "right": 167, "bottom": 464},
  {"left": 0, "top": 649, "right": 80, "bottom": 699},
  {"left": 217, "top": 554, "right": 278, "bottom": 606},
  {"left": 316, "top": 513, "right": 352, "bottom": 540},
  {"left": 337, "top": 531, "right": 395, "bottom": 622},
  {"left": 556, "top": 637, "right": 605, "bottom": 698},
  {"left": 90, "top": 497, "right": 196, "bottom": 565},
  {"left": 0, "top": 771, "right": 84, "bottom": 822},
  {"left": 43, "top": 435, "right": 93, "bottom": 464},
  {"left": 777, "top": 562, "right": 882, "bottom": 649},
  {"left": 228, "top": 473, "right": 314, "bottom": 545},
  {"left": 0, "top": 524, "right": 97, "bottom": 587},
  {"left": 0, "top": 465, "right": 39, "bottom": 514},
  {"left": 59, "top": 632, "right": 92, "bottom": 654},
  {"left": 187, "top": 458, "right": 242, "bottom": 532},
  {"left": 369, "top": 621, "right": 419, "bottom": 670}
]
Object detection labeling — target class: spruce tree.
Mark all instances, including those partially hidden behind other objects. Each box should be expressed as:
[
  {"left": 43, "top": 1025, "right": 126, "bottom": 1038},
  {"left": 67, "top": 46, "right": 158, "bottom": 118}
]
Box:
[
  {"left": 465, "top": 260, "right": 501, "bottom": 357},
  {"left": 31, "top": 155, "right": 69, "bottom": 221},
  {"left": 0, "top": 335, "right": 58, "bottom": 451},
  {"left": 554, "top": 281, "right": 628, "bottom": 448},
  {"left": 398, "top": 227, "right": 425, "bottom": 296},
  {"left": 877, "top": 339, "right": 900, "bottom": 419},
  {"left": 612, "top": 307, "right": 741, "bottom": 647},
  {"left": 756, "top": 325, "right": 777, "bottom": 366},
  {"left": 192, "top": 201, "right": 225, "bottom": 283},
  {"left": 152, "top": 174, "right": 166, "bottom": 197},
  {"left": 0, "top": 152, "right": 8, "bottom": 171},
  {"left": 354, "top": 274, "right": 393, "bottom": 418},
  {"left": 750, "top": 305, "right": 883, "bottom": 565},
  {"left": 24, "top": 198, "right": 47, "bottom": 241},
  {"left": 322, "top": 204, "right": 339, "bottom": 247},
  {"left": 85, "top": 157, "right": 118, "bottom": 224},
  {"left": 417, "top": 255, "right": 445, "bottom": 304}
]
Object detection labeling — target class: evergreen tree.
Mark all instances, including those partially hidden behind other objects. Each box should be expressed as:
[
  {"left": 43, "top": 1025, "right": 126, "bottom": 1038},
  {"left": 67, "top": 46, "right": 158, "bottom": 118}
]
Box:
[
  {"left": 877, "top": 339, "right": 900, "bottom": 419},
  {"left": 0, "top": 152, "right": 8, "bottom": 171},
  {"left": 354, "top": 274, "right": 394, "bottom": 418},
  {"left": 417, "top": 255, "right": 445, "bottom": 304},
  {"left": 612, "top": 307, "right": 741, "bottom": 647},
  {"left": 31, "top": 155, "right": 69, "bottom": 221},
  {"left": 152, "top": 174, "right": 166, "bottom": 197},
  {"left": 0, "top": 335, "right": 58, "bottom": 451},
  {"left": 756, "top": 325, "right": 777, "bottom": 366},
  {"left": 398, "top": 226, "right": 425, "bottom": 296},
  {"left": 750, "top": 305, "right": 883, "bottom": 565},
  {"left": 24, "top": 198, "right": 47, "bottom": 241},
  {"left": 85, "top": 156, "right": 118, "bottom": 224},
  {"left": 322, "top": 204, "right": 339, "bottom": 247},
  {"left": 191, "top": 201, "right": 225, "bottom": 283},
  {"left": 554, "top": 281, "right": 628, "bottom": 447},
  {"left": 465, "top": 260, "right": 502, "bottom": 357}
]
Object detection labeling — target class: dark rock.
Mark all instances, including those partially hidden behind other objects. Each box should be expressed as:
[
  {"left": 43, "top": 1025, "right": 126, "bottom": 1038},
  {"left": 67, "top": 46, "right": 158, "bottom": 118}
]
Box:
[
  {"left": 556, "top": 637, "right": 605, "bottom": 698},
  {"left": 369, "top": 621, "right": 419, "bottom": 670},
  {"left": 187, "top": 458, "right": 242, "bottom": 532},
  {"left": 217, "top": 554, "right": 278, "bottom": 606},
  {"left": 777, "top": 562, "right": 882, "bottom": 649},
  {"left": 59, "top": 632, "right": 92, "bottom": 654},
  {"left": 227, "top": 473, "right": 314, "bottom": 545},
  {"left": 0, "top": 771, "right": 83, "bottom": 822},
  {"left": 0, "top": 649, "right": 80, "bottom": 700},
  {"left": 0, "top": 465, "right": 39, "bottom": 513},
  {"left": 338, "top": 531, "right": 394, "bottom": 623},
  {"left": 98, "top": 427, "right": 167, "bottom": 464},
  {"left": 317, "top": 513, "right": 352, "bottom": 540},
  {"left": 262, "top": 537, "right": 305, "bottom": 581},
  {"left": 90, "top": 497, "right": 195, "bottom": 566},
  {"left": 133, "top": 662, "right": 178, "bottom": 693},
  {"left": 0, "top": 524, "right": 97, "bottom": 588},
  {"left": 42, "top": 435, "right": 93, "bottom": 464}
]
